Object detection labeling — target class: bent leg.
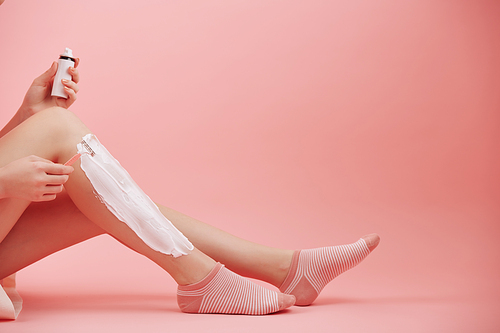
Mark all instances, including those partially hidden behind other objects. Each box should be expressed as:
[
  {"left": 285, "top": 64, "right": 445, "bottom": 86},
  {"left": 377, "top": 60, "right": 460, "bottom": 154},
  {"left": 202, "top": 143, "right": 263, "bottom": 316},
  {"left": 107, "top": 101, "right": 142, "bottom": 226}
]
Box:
[
  {"left": 0, "top": 107, "right": 283, "bottom": 287},
  {"left": 0, "top": 108, "right": 295, "bottom": 314},
  {"left": 0, "top": 108, "right": 214, "bottom": 285},
  {"left": 0, "top": 195, "right": 294, "bottom": 287},
  {"left": 0, "top": 190, "right": 104, "bottom": 280}
]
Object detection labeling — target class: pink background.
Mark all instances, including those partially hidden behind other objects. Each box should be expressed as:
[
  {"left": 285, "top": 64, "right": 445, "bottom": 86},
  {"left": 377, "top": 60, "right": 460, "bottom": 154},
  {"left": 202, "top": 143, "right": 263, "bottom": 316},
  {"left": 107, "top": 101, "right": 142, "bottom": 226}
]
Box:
[{"left": 1, "top": 0, "right": 499, "bottom": 331}]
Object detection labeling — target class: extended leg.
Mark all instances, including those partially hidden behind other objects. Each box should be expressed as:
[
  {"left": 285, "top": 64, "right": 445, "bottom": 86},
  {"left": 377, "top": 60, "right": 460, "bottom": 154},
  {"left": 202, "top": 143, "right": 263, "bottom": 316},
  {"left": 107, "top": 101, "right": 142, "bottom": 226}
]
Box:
[
  {"left": 158, "top": 206, "right": 380, "bottom": 300},
  {"left": 0, "top": 192, "right": 297, "bottom": 315},
  {"left": 1, "top": 196, "right": 379, "bottom": 304},
  {"left": 279, "top": 234, "right": 380, "bottom": 305},
  {"left": 157, "top": 205, "right": 295, "bottom": 287},
  {"left": 0, "top": 108, "right": 295, "bottom": 314},
  {"left": 0, "top": 108, "right": 215, "bottom": 284}
]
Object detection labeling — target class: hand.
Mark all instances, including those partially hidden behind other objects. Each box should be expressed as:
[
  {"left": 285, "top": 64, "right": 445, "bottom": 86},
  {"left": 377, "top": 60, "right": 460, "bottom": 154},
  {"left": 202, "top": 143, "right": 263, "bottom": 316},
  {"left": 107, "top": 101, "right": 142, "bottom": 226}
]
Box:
[
  {"left": 19, "top": 59, "right": 81, "bottom": 121},
  {"left": 0, "top": 156, "right": 74, "bottom": 202}
]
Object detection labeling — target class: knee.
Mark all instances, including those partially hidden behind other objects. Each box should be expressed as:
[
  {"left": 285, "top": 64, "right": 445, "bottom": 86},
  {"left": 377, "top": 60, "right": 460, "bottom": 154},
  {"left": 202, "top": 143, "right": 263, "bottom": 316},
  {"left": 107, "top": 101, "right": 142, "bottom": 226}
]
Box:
[
  {"left": 27, "top": 107, "right": 91, "bottom": 160},
  {"left": 36, "top": 107, "right": 82, "bottom": 129},
  {"left": 33, "top": 107, "right": 90, "bottom": 141}
]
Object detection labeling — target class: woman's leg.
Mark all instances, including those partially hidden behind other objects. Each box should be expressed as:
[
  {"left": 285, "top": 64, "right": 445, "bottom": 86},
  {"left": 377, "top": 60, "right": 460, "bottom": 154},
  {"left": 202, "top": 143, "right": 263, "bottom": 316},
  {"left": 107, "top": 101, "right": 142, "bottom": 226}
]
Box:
[
  {"left": 158, "top": 205, "right": 295, "bottom": 287},
  {"left": 0, "top": 190, "right": 378, "bottom": 309},
  {"left": 0, "top": 107, "right": 295, "bottom": 314},
  {"left": 0, "top": 193, "right": 378, "bottom": 289},
  {"left": 0, "top": 198, "right": 293, "bottom": 287},
  {"left": 156, "top": 206, "right": 380, "bottom": 306},
  {"left": 1, "top": 199, "right": 379, "bottom": 308},
  {"left": 0, "top": 190, "right": 104, "bottom": 279},
  {"left": 0, "top": 107, "right": 213, "bottom": 285}
]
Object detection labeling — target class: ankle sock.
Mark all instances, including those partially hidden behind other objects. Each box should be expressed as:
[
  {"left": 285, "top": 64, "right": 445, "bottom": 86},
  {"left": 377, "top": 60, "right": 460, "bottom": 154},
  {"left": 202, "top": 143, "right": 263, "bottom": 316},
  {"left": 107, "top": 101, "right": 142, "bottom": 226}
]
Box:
[
  {"left": 177, "top": 263, "right": 295, "bottom": 315},
  {"left": 279, "top": 238, "right": 370, "bottom": 306}
]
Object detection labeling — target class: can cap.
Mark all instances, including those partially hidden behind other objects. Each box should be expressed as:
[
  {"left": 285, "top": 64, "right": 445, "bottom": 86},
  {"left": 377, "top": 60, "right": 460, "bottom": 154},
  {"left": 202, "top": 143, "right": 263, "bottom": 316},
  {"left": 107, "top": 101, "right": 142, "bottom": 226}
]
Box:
[{"left": 60, "top": 48, "right": 74, "bottom": 59}]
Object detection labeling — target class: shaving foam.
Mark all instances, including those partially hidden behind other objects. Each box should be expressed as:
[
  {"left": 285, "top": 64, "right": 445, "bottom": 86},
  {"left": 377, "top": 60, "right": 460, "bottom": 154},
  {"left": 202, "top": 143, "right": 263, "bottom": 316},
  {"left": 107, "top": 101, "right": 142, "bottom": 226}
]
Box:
[{"left": 77, "top": 134, "right": 193, "bottom": 257}]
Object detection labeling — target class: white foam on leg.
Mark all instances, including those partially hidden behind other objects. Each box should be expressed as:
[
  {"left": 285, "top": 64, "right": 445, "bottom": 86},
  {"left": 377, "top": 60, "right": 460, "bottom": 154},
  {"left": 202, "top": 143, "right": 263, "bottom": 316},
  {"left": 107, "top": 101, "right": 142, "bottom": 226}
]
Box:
[{"left": 77, "top": 134, "right": 193, "bottom": 257}]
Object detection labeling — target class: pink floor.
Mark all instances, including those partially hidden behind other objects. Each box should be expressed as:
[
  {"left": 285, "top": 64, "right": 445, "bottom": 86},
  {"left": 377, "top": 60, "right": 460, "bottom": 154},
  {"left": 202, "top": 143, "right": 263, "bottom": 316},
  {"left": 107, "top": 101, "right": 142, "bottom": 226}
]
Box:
[{"left": 1, "top": 0, "right": 500, "bottom": 332}]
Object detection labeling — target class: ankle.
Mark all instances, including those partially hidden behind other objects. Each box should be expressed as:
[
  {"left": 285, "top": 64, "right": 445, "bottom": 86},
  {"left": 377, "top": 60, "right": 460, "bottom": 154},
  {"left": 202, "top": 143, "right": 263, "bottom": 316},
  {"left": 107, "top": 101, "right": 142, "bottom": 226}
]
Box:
[
  {"left": 169, "top": 249, "right": 217, "bottom": 286},
  {"left": 273, "top": 250, "right": 295, "bottom": 288},
  {"left": 177, "top": 263, "right": 296, "bottom": 315},
  {"left": 279, "top": 238, "right": 375, "bottom": 305}
]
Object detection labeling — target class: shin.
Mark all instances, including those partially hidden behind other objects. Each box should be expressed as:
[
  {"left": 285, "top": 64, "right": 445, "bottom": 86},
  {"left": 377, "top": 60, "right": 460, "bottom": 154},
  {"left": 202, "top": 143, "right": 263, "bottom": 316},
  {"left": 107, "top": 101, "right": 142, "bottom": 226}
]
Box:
[{"left": 77, "top": 134, "right": 193, "bottom": 257}]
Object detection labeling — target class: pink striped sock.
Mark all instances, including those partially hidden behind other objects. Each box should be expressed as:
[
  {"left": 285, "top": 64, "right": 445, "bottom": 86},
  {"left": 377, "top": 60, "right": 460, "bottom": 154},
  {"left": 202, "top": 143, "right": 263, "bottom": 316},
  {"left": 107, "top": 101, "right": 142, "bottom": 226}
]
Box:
[
  {"left": 177, "top": 263, "right": 296, "bottom": 315},
  {"left": 279, "top": 238, "right": 371, "bottom": 306}
]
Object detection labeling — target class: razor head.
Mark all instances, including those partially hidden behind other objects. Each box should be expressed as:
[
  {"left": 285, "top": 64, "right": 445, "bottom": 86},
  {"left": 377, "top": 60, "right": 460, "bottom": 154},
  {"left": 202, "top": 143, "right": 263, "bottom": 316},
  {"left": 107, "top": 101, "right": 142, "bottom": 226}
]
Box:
[{"left": 81, "top": 139, "right": 96, "bottom": 157}]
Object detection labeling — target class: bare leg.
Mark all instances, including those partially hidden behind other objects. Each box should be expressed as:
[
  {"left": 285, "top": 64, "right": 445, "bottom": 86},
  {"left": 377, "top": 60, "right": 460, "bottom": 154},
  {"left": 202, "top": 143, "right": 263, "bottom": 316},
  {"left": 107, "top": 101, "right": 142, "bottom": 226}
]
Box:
[
  {"left": 0, "top": 107, "right": 296, "bottom": 314},
  {"left": 156, "top": 206, "right": 380, "bottom": 291},
  {"left": 0, "top": 190, "right": 104, "bottom": 279},
  {"left": 0, "top": 107, "right": 293, "bottom": 287},
  {"left": 0, "top": 107, "right": 378, "bottom": 307},
  {"left": 0, "top": 192, "right": 378, "bottom": 294},
  {"left": 158, "top": 205, "right": 295, "bottom": 287},
  {"left": 0, "top": 108, "right": 215, "bottom": 285},
  {"left": 0, "top": 199, "right": 293, "bottom": 287}
]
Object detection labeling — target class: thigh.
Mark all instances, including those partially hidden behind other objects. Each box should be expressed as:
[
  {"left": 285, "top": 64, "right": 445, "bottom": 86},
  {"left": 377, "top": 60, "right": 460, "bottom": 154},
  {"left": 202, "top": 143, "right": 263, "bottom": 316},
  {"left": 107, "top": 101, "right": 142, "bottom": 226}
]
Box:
[
  {"left": 0, "top": 107, "right": 90, "bottom": 242},
  {"left": 0, "top": 107, "right": 90, "bottom": 169}
]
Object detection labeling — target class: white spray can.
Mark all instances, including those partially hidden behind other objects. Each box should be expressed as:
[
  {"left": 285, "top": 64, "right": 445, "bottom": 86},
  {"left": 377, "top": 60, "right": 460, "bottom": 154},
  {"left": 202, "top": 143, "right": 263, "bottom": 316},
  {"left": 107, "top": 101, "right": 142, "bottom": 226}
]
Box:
[{"left": 51, "top": 48, "right": 76, "bottom": 99}]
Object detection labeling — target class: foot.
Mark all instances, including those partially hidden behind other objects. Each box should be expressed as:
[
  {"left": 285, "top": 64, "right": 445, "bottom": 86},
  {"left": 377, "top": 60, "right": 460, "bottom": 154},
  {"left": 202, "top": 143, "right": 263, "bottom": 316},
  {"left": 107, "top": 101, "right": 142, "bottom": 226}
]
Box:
[
  {"left": 178, "top": 263, "right": 296, "bottom": 315},
  {"left": 279, "top": 234, "right": 380, "bottom": 306},
  {"left": 362, "top": 233, "right": 380, "bottom": 251}
]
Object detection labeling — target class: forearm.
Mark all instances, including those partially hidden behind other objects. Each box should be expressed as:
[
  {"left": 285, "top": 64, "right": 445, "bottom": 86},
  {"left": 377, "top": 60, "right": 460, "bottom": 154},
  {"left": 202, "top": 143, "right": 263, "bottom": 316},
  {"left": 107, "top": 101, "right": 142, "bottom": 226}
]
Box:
[{"left": 1, "top": 59, "right": 80, "bottom": 139}]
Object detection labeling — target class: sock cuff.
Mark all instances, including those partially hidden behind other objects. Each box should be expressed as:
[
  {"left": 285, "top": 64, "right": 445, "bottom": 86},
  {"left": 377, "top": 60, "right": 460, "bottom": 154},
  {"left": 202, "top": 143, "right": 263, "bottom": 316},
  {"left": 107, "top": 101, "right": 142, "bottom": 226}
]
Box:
[
  {"left": 279, "top": 250, "right": 301, "bottom": 291},
  {"left": 177, "top": 263, "right": 224, "bottom": 292}
]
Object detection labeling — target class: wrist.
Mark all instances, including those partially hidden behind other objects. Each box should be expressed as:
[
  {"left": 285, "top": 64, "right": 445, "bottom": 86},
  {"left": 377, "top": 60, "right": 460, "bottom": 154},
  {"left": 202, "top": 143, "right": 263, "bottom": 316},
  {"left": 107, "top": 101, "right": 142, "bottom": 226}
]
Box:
[{"left": 17, "top": 104, "right": 33, "bottom": 123}]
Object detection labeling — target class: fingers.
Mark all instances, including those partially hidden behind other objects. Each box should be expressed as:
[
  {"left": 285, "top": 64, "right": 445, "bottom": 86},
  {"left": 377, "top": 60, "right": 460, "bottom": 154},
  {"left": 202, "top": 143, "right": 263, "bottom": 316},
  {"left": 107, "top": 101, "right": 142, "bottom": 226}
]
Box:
[
  {"left": 62, "top": 78, "right": 79, "bottom": 105},
  {"left": 41, "top": 161, "right": 74, "bottom": 176},
  {"left": 36, "top": 164, "right": 73, "bottom": 202},
  {"left": 55, "top": 61, "right": 79, "bottom": 106},
  {"left": 32, "top": 60, "right": 79, "bottom": 88},
  {"left": 29, "top": 156, "right": 74, "bottom": 176},
  {"left": 45, "top": 174, "right": 70, "bottom": 185},
  {"left": 62, "top": 79, "right": 79, "bottom": 93},
  {"left": 68, "top": 65, "right": 80, "bottom": 84},
  {"left": 64, "top": 86, "right": 77, "bottom": 106},
  {"left": 3, "top": 156, "right": 75, "bottom": 202},
  {"left": 35, "top": 193, "right": 58, "bottom": 202},
  {"left": 62, "top": 67, "right": 79, "bottom": 105}
]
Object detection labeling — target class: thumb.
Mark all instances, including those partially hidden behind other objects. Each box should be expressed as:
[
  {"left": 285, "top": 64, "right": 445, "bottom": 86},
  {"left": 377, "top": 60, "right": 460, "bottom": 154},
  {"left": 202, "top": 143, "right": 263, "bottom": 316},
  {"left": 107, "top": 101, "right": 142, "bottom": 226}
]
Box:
[{"left": 33, "top": 62, "right": 58, "bottom": 86}]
